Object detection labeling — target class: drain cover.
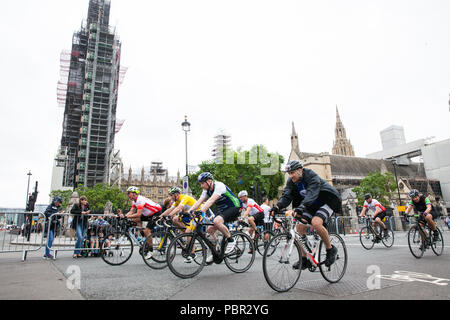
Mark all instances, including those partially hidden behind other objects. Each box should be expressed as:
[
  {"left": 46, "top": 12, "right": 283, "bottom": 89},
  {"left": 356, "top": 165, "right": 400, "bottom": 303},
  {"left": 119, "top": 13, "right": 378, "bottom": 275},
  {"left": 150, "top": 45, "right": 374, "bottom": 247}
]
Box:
[{"left": 295, "top": 278, "right": 401, "bottom": 297}]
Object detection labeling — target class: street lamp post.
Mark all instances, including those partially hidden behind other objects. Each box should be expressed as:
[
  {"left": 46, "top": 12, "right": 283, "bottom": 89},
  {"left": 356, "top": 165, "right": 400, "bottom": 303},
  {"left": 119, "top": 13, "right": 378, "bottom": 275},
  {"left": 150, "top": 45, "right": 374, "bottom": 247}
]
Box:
[
  {"left": 181, "top": 116, "right": 191, "bottom": 192},
  {"left": 391, "top": 158, "right": 402, "bottom": 206},
  {"left": 25, "top": 171, "right": 32, "bottom": 211}
]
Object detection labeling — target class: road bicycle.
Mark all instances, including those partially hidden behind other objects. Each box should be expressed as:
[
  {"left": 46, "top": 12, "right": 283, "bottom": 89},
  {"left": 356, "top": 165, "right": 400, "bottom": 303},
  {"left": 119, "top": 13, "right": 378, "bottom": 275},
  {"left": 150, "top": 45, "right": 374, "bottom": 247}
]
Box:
[
  {"left": 262, "top": 210, "right": 348, "bottom": 292},
  {"left": 166, "top": 211, "right": 255, "bottom": 279},
  {"left": 359, "top": 216, "right": 394, "bottom": 250},
  {"left": 235, "top": 219, "right": 275, "bottom": 255},
  {"left": 406, "top": 214, "right": 444, "bottom": 259},
  {"left": 100, "top": 217, "right": 167, "bottom": 269}
]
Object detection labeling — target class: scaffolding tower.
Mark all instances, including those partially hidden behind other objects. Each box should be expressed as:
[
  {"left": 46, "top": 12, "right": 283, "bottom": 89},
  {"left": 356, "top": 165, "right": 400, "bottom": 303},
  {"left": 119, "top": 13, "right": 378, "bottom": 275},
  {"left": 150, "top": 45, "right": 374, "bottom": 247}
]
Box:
[{"left": 58, "top": 0, "right": 122, "bottom": 188}]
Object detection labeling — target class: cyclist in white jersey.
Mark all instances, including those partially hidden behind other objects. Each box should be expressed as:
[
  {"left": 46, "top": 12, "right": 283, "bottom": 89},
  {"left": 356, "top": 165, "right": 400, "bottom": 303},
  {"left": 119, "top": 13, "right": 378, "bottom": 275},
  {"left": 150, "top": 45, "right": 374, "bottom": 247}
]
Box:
[
  {"left": 120, "top": 186, "right": 162, "bottom": 260},
  {"left": 359, "top": 193, "right": 389, "bottom": 237},
  {"left": 238, "top": 191, "right": 265, "bottom": 240}
]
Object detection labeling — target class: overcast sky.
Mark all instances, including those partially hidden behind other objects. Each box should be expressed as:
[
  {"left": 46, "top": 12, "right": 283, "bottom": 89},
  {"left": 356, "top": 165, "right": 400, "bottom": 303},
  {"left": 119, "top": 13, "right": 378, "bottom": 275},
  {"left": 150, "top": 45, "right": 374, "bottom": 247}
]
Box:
[{"left": 1, "top": 0, "right": 449, "bottom": 208}]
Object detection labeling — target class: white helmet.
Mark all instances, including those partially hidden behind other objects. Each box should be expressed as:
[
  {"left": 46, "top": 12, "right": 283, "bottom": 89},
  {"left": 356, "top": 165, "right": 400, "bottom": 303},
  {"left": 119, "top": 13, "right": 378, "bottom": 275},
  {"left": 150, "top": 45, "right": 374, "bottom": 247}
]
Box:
[
  {"left": 238, "top": 190, "right": 248, "bottom": 197},
  {"left": 126, "top": 186, "right": 140, "bottom": 194}
]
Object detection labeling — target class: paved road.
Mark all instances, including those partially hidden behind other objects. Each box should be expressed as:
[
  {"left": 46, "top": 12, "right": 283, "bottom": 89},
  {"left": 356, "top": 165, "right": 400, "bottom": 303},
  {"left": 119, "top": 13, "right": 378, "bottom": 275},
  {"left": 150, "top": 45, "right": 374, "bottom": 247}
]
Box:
[{"left": 43, "top": 231, "right": 450, "bottom": 300}]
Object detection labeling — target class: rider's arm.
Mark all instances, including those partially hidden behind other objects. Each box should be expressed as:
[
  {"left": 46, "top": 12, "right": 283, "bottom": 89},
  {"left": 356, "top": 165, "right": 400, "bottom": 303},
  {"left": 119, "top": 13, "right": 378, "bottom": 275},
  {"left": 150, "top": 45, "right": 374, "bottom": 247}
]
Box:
[
  {"left": 126, "top": 207, "right": 141, "bottom": 219},
  {"left": 199, "top": 194, "right": 221, "bottom": 213},
  {"left": 161, "top": 206, "right": 175, "bottom": 217},
  {"left": 242, "top": 207, "right": 252, "bottom": 219},
  {"left": 301, "top": 171, "right": 321, "bottom": 209},
  {"left": 169, "top": 204, "right": 184, "bottom": 217},
  {"left": 359, "top": 206, "right": 367, "bottom": 217},
  {"left": 190, "top": 195, "right": 207, "bottom": 213},
  {"left": 405, "top": 203, "right": 413, "bottom": 215}
]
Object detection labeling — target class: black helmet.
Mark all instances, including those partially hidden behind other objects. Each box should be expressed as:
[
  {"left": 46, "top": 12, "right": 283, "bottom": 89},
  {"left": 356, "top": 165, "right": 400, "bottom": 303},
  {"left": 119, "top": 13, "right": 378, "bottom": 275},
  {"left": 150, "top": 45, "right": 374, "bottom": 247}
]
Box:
[
  {"left": 364, "top": 193, "right": 371, "bottom": 200},
  {"left": 409, "top": 189, "right": 420, "bottom": 198},
  {"left": 198, "top": 172, "right": 213, "bottom": 183},
  {"left": 285, "top": 160, "right": 303, "bottom": 172},
  {"left": 168, "top": 187, "right": 181, "bottom": 195},
  {"left": 53, "top": 196, "right": 63, "bottom": 204}
]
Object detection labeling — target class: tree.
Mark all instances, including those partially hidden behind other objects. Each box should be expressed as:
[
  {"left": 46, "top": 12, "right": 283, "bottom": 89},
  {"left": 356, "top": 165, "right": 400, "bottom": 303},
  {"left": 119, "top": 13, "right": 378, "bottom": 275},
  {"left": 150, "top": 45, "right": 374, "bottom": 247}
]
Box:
[
  {"left": 76, "top": 184, "right": 128, "bottom": 213},
  {"left": 49, "top": 189, "right": 73, "bottom": 209},
  {"left": 188, "top": 145, "right": 285, "bottom": 203},
  {"left": 352, "top": 171, "right": 397, "bottom": 207}
]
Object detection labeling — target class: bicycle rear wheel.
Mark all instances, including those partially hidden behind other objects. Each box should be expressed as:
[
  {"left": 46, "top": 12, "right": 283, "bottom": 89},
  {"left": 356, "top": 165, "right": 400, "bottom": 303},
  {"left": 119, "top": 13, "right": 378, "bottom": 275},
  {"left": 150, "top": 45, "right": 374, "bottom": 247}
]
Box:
[
  {"left": 319, "top": 233, "right": 347, "bottom": 283},
  {"left": 100, "top": 232, "right": 133, "bottom": 266},
  {"left": 407, "top": 226, "right": 424, "bottom": 259},
  {"left": 430, "top": 227, "right": 444, "bottom": 256},
  {"left": 141, "top": 230, "right": 171, "bottom": 270},
  {"left": 262, "top": 233, "right": 302, "bottom": 292},
  {"left": 166, "top": 233, "right": 206, "bottom": 279},
  {"left": 359, "top": 226, "right": 375, "bottom": 250},
  {"left": 224, "top": 232, "right": 255, "bottom": 273},
  {"left": 381, "top": 229, "right": 394, "bottom": 248},
  {"left": 256, "top": 230, "right": 275, "bottom": 255}
]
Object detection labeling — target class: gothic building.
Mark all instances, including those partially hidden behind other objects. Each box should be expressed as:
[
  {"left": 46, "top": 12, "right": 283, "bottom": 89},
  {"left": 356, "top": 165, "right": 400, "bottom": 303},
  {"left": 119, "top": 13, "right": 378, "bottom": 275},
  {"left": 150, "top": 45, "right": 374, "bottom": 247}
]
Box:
[{"left": 332, "top": 106, "right": 355, "bottom": 157}]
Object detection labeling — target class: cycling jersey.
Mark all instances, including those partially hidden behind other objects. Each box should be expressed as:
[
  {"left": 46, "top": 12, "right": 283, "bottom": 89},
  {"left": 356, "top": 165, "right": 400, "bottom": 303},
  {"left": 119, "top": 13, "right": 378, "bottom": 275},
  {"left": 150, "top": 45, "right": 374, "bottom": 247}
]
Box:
[
  {"left": 363, "top": 199, "right": 386, "bottom": 214},
  {"left": 408, "top": 195, "right": 434, "bottom": 213},
  {"left": 132, "top": 195, "right": 162, "bottom": 217},
  {"left": 172, "top": 194, "right": 197, "bottom": 212},
  {"left": 201, "top": 181, "right": 242, "bottom": 212},
  {"left": 242, "top": 198, "right": 264, "bottom": 216}
]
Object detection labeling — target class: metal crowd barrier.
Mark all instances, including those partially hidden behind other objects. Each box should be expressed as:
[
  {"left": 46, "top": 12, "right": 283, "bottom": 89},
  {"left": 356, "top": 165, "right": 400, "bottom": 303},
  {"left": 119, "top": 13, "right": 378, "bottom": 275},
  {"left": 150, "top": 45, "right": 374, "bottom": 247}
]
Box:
[
  {"left": 46, "top": 213, "right": 122, "bottom": 259},
  {"left": 334, "top": 215, "right": 397, "bottom": 236},
  {"left": 0, "top": 212, "right": 45, "bottom": 261}
]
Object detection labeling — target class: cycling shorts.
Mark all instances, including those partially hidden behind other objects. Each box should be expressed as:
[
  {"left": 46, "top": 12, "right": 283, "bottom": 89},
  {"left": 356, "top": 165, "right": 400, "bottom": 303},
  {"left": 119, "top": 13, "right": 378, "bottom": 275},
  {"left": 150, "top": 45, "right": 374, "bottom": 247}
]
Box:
[
  {"left": 374, "top": 211, "right": 387, "bottom": 222},
  {"left": 218, "top": 207, "right": 241, "bottom": 223},
  {"left": 140, "top": 211, "right": 162, "bottom": 230},
  {"left": 300, "top": 204, "right": 333, "bottom": 226},
  {"left": 249, "top": 212, "right": 265, "bottom": 226}
]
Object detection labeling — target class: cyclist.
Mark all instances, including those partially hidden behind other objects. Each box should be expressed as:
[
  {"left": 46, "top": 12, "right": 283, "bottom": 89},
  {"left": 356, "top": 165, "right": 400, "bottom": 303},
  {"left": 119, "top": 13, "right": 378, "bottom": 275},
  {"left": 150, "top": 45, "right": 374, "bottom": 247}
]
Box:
[
  {"left": 359, "top": 193, "right": 389, "bottom": 239},
  {"left": 189, "top": 172, "right": 242, "bottom": 262},
  {"left": 161, "top": 187, "right": 215, "bottom": 232},
  {"left": 238, "top": 190, "right": 265, "bottom": 245},
  {"left": 405, "top": 189, "right": 440, "bottom": 242},
  {"left": 271, "top": 160, "right": 341, "bottom": 270},
  {"left": 121, "top": 186, "right": 163, "bottom": 260}
]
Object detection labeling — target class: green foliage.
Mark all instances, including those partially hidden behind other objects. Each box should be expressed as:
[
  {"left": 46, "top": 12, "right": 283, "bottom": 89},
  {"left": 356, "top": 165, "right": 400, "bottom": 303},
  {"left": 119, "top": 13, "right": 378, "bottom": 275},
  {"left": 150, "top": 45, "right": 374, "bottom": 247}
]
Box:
[
  {"left": 49, "top": 189, "right": 73, "bottom": 208},
  {"left": 352, "top": 171, "right": 397, "bottom": 207},
  {"left": 50, "top": 184, "right": 128, "bottom": 213},
  {"left": 75, "top": 184, "right": 128, "bottom": 213},
  {"left": 188, "top": 145, "right": 285, "bottom": 203}
]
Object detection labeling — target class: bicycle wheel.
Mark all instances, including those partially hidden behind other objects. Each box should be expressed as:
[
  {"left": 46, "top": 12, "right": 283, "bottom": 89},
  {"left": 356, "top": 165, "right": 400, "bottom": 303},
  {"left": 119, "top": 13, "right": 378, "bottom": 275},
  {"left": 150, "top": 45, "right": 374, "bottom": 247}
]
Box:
[
  {"left": 407, "top": 226, "right": 424, "bottom": 259},
  {"left": 256, "top": 230, "right": 275, "bottom": 255},
  {"left": 100, "top": 232, "right": 133, "bottom": 266},
  {"left": 318, "top": 233, "right": 347, "bottom": 283},
  {"left": 141, "top": 230, "right": 171, "bottom": 270},
  {"left": 359, "top": 226, "right": 375, "bottom": 250},
  {"left": 430, "top": 227, "right": 444, "bottom": 256},
  {"left": 262, "top": 233, "right": 302, "bottom": 292},
  {"left": 166, "top": 233, "right": 206, "bottom": 279},
  {"left": 224, "top": 232, "right": 255, "bottom": 273},
  {"left": 381, "top": 229, "right": 394, "bottom": 248}
]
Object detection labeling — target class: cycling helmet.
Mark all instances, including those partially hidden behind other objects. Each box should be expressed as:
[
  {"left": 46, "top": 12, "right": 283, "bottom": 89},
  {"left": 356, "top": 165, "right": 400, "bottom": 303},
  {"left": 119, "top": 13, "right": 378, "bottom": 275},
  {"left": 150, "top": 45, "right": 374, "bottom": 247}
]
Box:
[
  {"left": 364, "top": 193, "right": 372, "bottom": 200},
  {"left": 238, "top": 190, "right": 248, "bottom": 198},
  {"left": 198, "top": 172, "right": 213, "bottom": 183},
  {"left": 285, "top": 160, "right": 303, "bottom": 172},
  {"left": 168, "top": 187, "right": 181, "bottom": 195},
  {"left": 409, "top": 189, "right": 420, "bottom": 198},
  {"left": 126, "top": 186, "right": 140, "bottom": 194}
]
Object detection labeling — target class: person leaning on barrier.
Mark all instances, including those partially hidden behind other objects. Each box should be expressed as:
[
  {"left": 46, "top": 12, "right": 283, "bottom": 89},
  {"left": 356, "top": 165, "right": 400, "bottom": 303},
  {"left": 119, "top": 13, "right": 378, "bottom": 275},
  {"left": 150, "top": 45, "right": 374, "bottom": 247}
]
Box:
[
  {"left": 70, "top": 196, "right": 91, "bottom": 258},
  {"left": 43, "top": 196, "right": 62, "bottom": 260}
]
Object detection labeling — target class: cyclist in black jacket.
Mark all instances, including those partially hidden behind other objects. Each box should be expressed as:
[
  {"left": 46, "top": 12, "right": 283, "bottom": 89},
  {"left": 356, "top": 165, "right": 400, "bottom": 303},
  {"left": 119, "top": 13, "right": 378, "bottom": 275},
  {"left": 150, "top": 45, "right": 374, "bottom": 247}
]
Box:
[{"left": 271, "top": 160, "right": 341, "bottom": 269}]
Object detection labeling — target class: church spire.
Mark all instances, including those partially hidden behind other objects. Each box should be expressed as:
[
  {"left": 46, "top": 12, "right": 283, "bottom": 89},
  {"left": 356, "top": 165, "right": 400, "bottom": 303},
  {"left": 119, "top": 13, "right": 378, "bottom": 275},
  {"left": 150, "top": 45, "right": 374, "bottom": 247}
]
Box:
[{"left": 332, "top": 106, "right": 355, "bottom": 156}]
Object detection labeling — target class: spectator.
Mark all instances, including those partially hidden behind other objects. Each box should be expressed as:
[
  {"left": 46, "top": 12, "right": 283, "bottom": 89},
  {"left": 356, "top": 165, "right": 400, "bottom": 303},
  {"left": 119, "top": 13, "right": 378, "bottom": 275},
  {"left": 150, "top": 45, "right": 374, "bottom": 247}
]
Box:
[
  {"left": 70, "top": 196, "right": 90, "bottom": 258},
  {"left": 260, "top": 196, "right": 273, "bottom": 242},
  {"left": 43, "top": 197, "right": 62, "bottom": 260},
  {"left": 445, "top": 214, "right": 450, "bottom": 230}
]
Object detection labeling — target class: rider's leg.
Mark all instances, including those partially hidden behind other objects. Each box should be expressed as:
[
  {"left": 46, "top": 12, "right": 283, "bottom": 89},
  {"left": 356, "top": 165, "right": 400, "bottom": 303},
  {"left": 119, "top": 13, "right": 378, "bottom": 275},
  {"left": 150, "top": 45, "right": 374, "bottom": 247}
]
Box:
[
  {"left": 296, "top": 223, "right": 308, "bottom": 257},
  {"left": 213, "top": 215, "right": 231, "bottom": 239},
  {"left": 425, "top": 214, "right": 437, "bottom": 231},
  {"left": 311, "top": 217, "right": 331, "bottom": 250},
  {"left": 248, "top": 216, "right": 257, "bottom": 238}
]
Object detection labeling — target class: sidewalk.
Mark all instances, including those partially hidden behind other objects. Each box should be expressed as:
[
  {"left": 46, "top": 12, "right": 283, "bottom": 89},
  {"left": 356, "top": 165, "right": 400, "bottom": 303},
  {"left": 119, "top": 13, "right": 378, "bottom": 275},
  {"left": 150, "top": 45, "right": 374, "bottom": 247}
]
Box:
[{"left": 0, "top": 252, "right": 84, "bottom": 300}]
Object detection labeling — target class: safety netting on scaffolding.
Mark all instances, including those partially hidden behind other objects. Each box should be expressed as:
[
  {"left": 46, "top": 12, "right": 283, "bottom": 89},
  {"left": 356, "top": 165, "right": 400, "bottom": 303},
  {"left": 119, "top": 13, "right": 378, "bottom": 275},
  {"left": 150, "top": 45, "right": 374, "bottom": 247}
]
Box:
[{"left": 57, "top": 50, "right": 71, "bottom": 108}]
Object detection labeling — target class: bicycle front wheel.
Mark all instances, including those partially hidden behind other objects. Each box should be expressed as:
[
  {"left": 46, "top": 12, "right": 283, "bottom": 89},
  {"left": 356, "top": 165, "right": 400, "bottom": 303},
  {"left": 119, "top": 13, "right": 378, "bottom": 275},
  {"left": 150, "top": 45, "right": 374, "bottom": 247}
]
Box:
[
  {"left": 101, "top": 232, "right": 134, "bottom": 266},
  {"left": 319, "top": 233, "right": 347, "bottom": 283},
  {"left": 430, "top": 227, "right": 444, "bottom": 256},
  {"left": 408, "top": 226, "right": 424, "bottom": 259},
  {"left": 262, "top": 233, "right": 302, "bottom": 292},
  {"left": 359, "top": 227, "right": 375, "bottom": 250},
  {"left": 141, "top": 230, "right": 172, "bottom": 270},
  {"left": 166, "top": 233, "right": 206, "bottom": 279},
  {"left": 256, "top": 230, "right": 275, "bottom": 256},
  {"left": 381, "top": 229, "right": 394, "bottom": 248},
  {"left": 224, "top": 232, "right": 255, "bottom": 273}
]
